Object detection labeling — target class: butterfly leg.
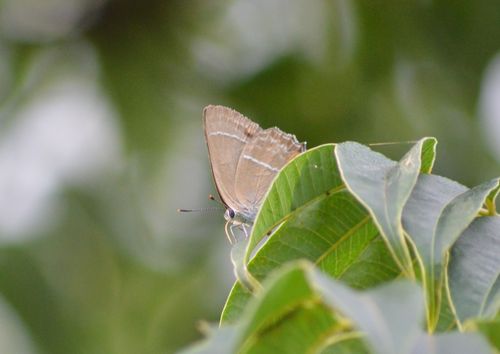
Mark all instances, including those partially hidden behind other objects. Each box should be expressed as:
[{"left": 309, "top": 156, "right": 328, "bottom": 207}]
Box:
[
  {"left": 241, "top": 224, "right": 249, "bottom": 238},
  {"left": 224, "top": 220, "right": 235, "bottom": 244},
  {"left": 230, "top": 224, "right": 241, "bottom": 243}
]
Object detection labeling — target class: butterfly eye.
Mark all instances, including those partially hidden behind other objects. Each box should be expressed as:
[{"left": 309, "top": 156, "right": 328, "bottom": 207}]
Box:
[{"left": 228, "top": 209, "right": 235, "bottom": 219}]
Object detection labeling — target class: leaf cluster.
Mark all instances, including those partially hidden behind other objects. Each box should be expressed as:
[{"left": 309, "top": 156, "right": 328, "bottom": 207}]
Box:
[{"left": 181, "top": 138, "right": 499, "bottom": 354}]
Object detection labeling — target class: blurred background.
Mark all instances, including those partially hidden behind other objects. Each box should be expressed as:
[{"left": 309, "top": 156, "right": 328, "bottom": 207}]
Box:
[{"left": 0, "top": 0, "right": 499, "bottom": 353}]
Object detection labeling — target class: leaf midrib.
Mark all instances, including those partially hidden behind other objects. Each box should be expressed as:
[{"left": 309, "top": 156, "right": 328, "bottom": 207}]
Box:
[
  {"left": 238, "top": 297, "right": 324, "bottom": 352},
  {"left": 315, "top": 215, "right": 372, "bottom": 266}
]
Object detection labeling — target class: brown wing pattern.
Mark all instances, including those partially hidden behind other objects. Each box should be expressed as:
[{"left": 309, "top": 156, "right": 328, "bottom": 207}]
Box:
[
  {"left": 234, "top": 127, "right": 305, "bottom": 217},
  {"left": 203, "top": 105, "right": 262, "bottom": 211}
]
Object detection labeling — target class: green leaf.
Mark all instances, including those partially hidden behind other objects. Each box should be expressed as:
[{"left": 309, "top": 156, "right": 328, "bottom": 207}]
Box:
[
  {"left": 241, "top": 304, "right": 337, "bottom": 354},
  {"left": 419, "top": 137, "right": 438, "bottom": 174},
  {"left": 411, "top": 332, "right": 492, "bottom": 354},
  {"left": 245, "top": 144, "right": 341, "bottom": 261},
  {"left": 473, "top": 316, "right": 500, "bottom": 350},
  {"left": 220, "top": 283, "right": 252, "bottom": 324},
  {"left": 230, "top": 238, "right": 260, "bottom": 292},
  {"left": 335, "top": 138, "right": 434, "bottom": 275},
  {"left": 403, "top": 176, "right": 500, "bottom": 328},
  {"left": 310, "top": 271, "right": 424, "bottom": 354},
  {"left": 434, "top": 179, "right": 499, "bottom": 261},
  {"left": 318, "top": 336, "right": 369, "bottom": 354},
  {"left": 485, "top": 184, "right": 499, "bottom": 215},
  {"left": 247, "top": 194, "right": 397, "bottom": 283},
  {"left": 435, "top": 288, "right": 458, "bottom": 332},
  {"left": 239, "top": 263, "right": 318, "bottom": 341},
  {"left": 448, "top": 216, "right": 500, "bottom": 325},
  {"left": 403, "top": 174, "right": 468, "bottom": 267},
  {"left": 177, "top": 326, "right": 240, "bottom": 354},
  {"left": 310, "top": 266, "right": 491, "bottom": 354}
]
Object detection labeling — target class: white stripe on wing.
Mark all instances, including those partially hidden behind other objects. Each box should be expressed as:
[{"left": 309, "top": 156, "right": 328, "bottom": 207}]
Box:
[
  {"left": 242, "top": 154, "right": 280, "bottom": 172},
  {"left": 209, "top": 131, "right": 247, "bottom": 143}
]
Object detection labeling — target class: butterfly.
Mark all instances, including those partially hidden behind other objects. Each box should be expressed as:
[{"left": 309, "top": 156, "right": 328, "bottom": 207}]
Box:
[{"left": 203, "top": 105, "right": 306, "bottom": 242}]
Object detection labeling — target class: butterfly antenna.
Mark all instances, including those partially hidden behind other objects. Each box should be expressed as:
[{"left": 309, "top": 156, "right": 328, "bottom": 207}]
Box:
[
  {"left": 368, "top": 140, "right": 418, "bottom": 147},
  {"left": 177, "top": 194, "right": 227, "bottom": 213},
  {"left": 208, "top": 194, "right": 227, "bottom": 207},
  {"left": 176, "top": 207, "right": 223, "bottom": 213}
]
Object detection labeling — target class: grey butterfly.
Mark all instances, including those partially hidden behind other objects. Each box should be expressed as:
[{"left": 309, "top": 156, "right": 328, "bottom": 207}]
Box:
[{"left": 203, "top": 105, "right": 306, "bottom": 242}]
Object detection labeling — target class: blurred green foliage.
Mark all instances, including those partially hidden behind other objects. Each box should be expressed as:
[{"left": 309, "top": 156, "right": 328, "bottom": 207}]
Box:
[{"left": 0, "top": 0, "right": 499, "bottom": 353}]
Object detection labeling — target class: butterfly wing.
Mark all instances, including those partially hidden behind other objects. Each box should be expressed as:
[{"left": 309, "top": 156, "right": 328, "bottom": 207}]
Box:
[
  {"left": 203, "top": 105, "right": 262, "bottom": 212},
  {"left": 234, "top": 127, "right": 306, "bottom": 218}
]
